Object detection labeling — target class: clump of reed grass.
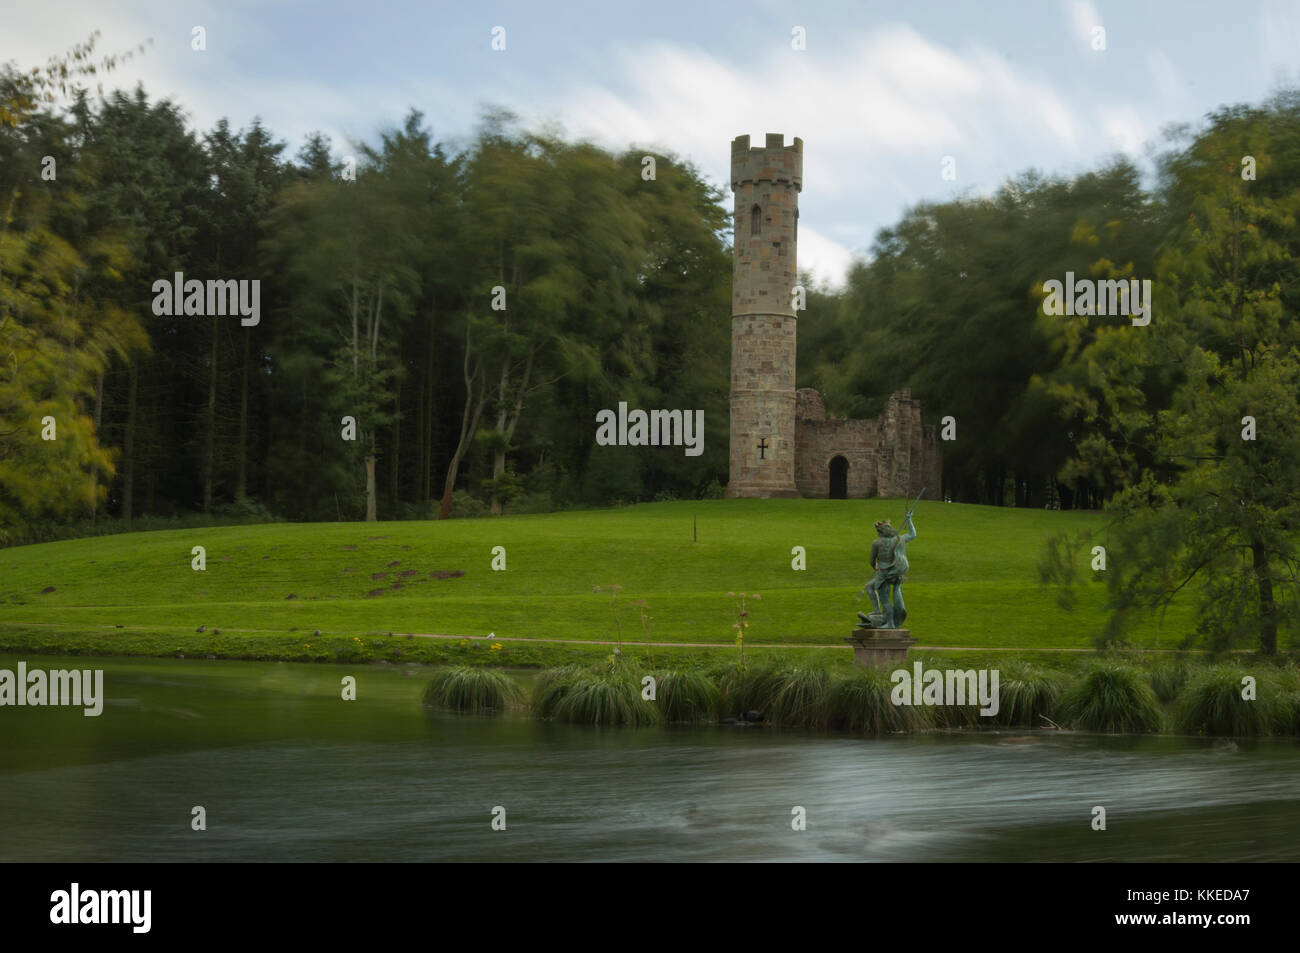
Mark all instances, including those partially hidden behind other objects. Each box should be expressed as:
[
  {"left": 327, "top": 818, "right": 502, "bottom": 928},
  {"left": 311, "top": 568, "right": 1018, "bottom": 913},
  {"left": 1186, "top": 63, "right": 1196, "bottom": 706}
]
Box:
[
  {"left": 421, "top": 666, "right": 522, "bottom": 714},
  {"left": 1144, "top": 657, "right": 1193, "bottom": 704},
  {"left": 932, "top": 699, "right": 984, "bottom": 729},
  {"left": 716, "top": 655, "right": 791, "bottom": 718},
  {"left": 530, "top": 664, "right": 585, "bottom": 701},
  {"left": 1271, "top": 664, "right": 1300, "bottom": 734},
  {"left": 1172, "top": 665, "right": 1291, "bottom": 737},
  {"left": 531, "top": 665, "right": 586, "bottom": 720},
  {"left": 992, "top": 661, "right": 1066, "bottom": 727},
  {"left": 900, "top": 660, "right": 1000, "bottom": 729},
  {"left": 1059, "top": 661, "right": 1163, "bottom": 733},
  {"left": 766, "top": 667, "right": 834, "bottom": 729},
  {"left": 532, "top": 666, "right": 660, "bottom": 727},
  {"left": 653, "top": 669, "right": 721, "bottom": 724},
  {"left": 827, "top": 669, "right": 931, "bottom": 734}
]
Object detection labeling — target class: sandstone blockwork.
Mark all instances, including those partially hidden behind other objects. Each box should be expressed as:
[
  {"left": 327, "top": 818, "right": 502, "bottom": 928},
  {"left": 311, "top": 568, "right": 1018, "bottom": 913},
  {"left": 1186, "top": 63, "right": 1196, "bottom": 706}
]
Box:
[
  {"left": 794, "top": 388, "right": 941, "bottom": 499},
  {"left": 727, "top": 133, "right": 802, "bottom": 498},
  {"left": 727, "top": 133, "right": 941, "bottom": 500}
]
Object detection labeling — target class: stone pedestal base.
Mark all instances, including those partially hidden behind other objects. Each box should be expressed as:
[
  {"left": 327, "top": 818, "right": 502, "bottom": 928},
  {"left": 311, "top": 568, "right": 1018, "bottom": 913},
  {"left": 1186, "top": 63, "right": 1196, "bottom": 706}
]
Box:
[{"left": 845, "top": 629, "right": 916, "bottom": 668}]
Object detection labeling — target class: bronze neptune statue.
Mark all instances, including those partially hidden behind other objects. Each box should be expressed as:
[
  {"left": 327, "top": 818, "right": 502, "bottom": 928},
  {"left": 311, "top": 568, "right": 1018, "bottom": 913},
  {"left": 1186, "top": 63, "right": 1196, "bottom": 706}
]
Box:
[{"left": 856, "top": 490, "right": 922, "bottom": 630}]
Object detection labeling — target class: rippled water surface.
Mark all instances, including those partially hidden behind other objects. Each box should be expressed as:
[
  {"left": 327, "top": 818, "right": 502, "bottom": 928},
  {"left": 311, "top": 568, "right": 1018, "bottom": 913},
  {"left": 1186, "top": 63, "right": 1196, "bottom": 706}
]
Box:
[{"left": 2, "top": 654, "right": 1297, "bottom": 861}]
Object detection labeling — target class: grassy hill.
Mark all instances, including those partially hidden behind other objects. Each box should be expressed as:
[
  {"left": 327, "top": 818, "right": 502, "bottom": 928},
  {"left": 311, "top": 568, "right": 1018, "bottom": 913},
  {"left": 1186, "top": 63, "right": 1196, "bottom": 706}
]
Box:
[{"left": 0, "top": 499, "right": 1196, "bottom": 666}]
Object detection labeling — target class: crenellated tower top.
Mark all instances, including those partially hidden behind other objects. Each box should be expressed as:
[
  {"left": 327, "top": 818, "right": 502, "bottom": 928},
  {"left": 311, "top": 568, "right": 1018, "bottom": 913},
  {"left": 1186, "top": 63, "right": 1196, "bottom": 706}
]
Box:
[{"left": 730, "top": 133, "right": 803, "bottom": 192}]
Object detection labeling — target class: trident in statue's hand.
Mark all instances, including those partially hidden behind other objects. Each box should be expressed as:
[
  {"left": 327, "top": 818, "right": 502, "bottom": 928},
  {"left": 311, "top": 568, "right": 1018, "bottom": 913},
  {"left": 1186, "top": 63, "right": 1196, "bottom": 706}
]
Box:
[{"left": 905, "top": 487, "right": 926, "bottom": 524}]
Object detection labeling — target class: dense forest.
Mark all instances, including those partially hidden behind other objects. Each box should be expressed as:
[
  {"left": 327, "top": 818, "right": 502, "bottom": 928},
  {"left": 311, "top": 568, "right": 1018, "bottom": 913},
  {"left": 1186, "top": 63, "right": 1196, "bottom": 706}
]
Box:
[
  {"left": 3, "top": 37, "right": 1299, "bottom": 582},
  {"left": 1, "top": 42, "right": 733, "bottom": 537}
]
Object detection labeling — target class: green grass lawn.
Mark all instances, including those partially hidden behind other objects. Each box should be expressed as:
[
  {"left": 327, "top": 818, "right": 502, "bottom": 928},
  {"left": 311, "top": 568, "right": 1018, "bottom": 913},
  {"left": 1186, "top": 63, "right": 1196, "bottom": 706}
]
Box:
[{"left": 0, "top": 499, "right": 1197, "bottom": 666}]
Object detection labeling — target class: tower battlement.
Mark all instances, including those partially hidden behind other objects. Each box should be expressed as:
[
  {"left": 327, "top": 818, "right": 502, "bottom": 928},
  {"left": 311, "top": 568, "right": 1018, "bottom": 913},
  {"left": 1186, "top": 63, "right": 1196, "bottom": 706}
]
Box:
[{"left": 730, "top": 134, "right": 803, "bottom": 191}]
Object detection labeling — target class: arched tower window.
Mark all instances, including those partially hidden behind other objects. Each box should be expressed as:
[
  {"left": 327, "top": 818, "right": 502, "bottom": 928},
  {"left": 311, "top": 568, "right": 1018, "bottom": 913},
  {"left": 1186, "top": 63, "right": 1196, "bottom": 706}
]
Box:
[
  {"left": 795, "top": 208, "right": 799, "bottom": 241},
  {"left": 751, "top": 204, "right": 761, "bottom": 236}
]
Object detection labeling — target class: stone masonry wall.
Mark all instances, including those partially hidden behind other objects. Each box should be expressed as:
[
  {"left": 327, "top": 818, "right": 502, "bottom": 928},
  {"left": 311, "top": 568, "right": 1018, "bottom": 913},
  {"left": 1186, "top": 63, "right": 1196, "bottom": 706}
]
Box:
[
  {"left": 794, "top": 418, "right": 877, "bottom": 497},
  {"left": 729, "top": 314, "right": 797, "bottom": 494},
  {"left": 727, "top": 133, "right": 803, "bottom": 498},
  {"left": 792, "top": 387, "right": 941, "bottom": 500}
]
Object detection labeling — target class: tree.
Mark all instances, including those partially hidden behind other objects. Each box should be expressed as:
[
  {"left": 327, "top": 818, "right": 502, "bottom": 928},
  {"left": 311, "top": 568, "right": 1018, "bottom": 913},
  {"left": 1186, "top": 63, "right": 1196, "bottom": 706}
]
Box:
[
  {"left": 197, "top": 117, "right": 287, "bottom": 507},
  {"left": 266, "top": 112, "right": 425, "bottom": 520},
  {"left": 824, "top": 160, "right": 1160, "bottom": 506},
  {"left": 1055, "top": 96, "right": 1300, "bottom": 655},
  {"left": 443, "top": 116, "right": 657, "bottom": 516},
  {"left": 75, "top": 86, "right": 210, "bottom": 522},
  {"left": 0, "top": 36, "right": 147, "bottom": 540}
]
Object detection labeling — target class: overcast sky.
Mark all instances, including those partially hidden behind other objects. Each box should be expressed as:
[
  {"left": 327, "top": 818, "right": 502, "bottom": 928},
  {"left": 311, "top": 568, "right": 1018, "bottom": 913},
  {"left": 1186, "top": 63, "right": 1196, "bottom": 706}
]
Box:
[{"left": 4, "top": 1, "right": 1297, "bottom": 288}]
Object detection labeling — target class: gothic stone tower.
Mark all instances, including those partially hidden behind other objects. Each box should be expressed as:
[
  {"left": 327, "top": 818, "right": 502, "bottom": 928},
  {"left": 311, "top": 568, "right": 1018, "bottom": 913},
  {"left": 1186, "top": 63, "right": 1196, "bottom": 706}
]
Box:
[{"left": 727, "top": 133, "right": 802, "bottom": 498}]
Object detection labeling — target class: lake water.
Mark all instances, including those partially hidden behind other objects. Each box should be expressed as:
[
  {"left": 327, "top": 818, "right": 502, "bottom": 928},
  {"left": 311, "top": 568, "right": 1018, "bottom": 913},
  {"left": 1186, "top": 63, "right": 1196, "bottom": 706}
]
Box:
[{"left": 2, "top": 654, "right": 1297, "bottom": 862}]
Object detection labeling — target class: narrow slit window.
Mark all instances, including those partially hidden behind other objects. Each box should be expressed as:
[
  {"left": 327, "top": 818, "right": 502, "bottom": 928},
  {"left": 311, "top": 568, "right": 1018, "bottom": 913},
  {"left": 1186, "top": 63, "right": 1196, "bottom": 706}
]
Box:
[{"left": 751, "top": 204, "right": 761, "bottom": 236}]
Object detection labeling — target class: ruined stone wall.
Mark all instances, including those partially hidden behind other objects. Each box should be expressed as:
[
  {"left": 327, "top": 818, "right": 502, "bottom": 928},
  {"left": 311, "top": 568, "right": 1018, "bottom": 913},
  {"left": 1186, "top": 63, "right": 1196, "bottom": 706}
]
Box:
[
  {"left": 793, "top": 387, "right": 942, "bottom": 500},
  {"left": 794, "top": 418, "right": 877, "bottom": 497},
  {"left": 874, "top": 390, "right": 911, "bottom": 498},
  {"left": 919, "top": 425, "right": 943, "bottom": 499},
  {"left": 795, "top": 387, "right": 825, "bottom": 422}
]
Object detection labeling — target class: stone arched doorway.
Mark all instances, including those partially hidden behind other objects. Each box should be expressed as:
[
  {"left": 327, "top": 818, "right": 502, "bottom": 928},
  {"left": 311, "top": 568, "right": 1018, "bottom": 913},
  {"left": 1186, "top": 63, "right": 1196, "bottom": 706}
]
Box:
[{"left": 829, "top": 455, "right": 848, "bottom": 499}]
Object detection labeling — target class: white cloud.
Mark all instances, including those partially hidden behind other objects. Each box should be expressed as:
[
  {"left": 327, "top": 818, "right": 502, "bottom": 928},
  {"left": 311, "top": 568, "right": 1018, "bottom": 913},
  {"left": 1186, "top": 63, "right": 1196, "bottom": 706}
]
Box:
[
  {"left": 547, "top": 28, "right": 1081, "bottom": 183},
  {"left": 1067, "top": 1, "right": 1104, "bottom": 48},
  {"left": 797, "top": 225, "right": 858, "bottom": 291},
  {"left": 1098, "top": 105, "right": 1148, "bottom": 153},
  {"left": 529, "top": 25, "right": 1082, "bottom": 286},
  {"left": 8, "top": 5, "right": 1237, "bottom": 293},
  {"left": 0, "top": 1, "right": 375, "bottom": 152}
]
